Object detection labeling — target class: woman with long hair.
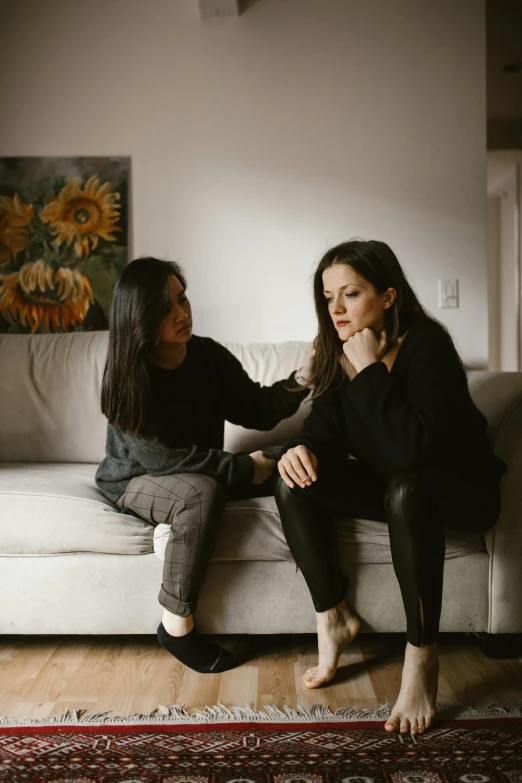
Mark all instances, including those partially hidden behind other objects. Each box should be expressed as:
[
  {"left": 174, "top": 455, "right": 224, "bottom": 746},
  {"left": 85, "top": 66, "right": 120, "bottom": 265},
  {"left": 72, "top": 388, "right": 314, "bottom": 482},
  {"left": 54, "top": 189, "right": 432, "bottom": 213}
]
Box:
[
  {"left": 275, "top": 239, "right": 506, "bottom": 735},
  {"left": 96, "top": 257, "right": 312, "bottom": 674}
]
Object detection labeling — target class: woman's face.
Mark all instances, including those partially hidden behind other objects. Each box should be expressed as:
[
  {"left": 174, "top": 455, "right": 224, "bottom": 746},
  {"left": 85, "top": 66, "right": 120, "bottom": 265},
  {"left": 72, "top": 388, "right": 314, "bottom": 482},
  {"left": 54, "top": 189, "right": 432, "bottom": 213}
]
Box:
[
  {"left": 157, "top": 275, "right": 192, "bottom": 344},
  {"left": 322, "top": 263, "right": 395, "bottom": 341}
]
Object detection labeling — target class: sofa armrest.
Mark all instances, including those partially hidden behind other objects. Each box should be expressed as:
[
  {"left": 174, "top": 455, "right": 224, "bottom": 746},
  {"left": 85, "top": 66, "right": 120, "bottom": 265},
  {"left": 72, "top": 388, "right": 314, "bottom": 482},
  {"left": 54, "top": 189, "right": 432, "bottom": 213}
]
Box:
[{"left": 483, "top": 382, "right": 522, "bottom": 634}]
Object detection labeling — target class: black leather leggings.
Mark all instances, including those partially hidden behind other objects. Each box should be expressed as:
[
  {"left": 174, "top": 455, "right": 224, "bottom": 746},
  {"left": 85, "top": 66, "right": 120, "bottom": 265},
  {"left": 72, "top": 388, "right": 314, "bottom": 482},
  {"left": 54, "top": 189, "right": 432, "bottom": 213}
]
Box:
[{"left": 274, "top": 460, "right": 501, "bottom": 647}]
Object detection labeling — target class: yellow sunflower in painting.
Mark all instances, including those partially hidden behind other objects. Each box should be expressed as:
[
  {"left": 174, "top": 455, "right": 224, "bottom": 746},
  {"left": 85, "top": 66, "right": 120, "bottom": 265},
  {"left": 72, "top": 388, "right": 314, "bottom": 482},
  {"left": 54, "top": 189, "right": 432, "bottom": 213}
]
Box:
[
  {"left": 0, "top": 194, "right": 34, "bottom": 266},
  {"left": 0, "top": 259, "right": 94, "bottom": 332},
  {"left": 40, "top": 175, "right": 121, "bottom": 258}
]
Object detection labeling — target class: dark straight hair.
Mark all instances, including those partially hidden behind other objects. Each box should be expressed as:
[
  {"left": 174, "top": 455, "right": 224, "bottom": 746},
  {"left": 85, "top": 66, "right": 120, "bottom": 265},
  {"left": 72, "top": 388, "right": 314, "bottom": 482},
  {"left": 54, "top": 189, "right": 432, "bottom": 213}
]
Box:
[
  {"left": 309, "top": 239, "right": 442, "bottom": 399},
  {"left": 101, "top": 257, "right": 187, "bottom": 435}
]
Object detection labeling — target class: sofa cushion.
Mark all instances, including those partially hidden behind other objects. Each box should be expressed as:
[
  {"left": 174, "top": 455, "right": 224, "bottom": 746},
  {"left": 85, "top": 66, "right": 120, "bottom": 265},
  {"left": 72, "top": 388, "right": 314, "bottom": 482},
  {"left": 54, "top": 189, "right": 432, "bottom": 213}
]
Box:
[
  {"left": 0, "top": 464, "right": 486, "bottom": 563},
  {"left": 153, "top": 496, "right": 486, "bottom": 564},
  {"left": 223, "top": 341, "right": 311, "bottom": 453},
  {"left": 0, "top": 332, "right": 310, "bottom": 463},
  {"left": 0, "top": 464, "right": 153, "bottom": 556},
  {"left": 0, "top": 465, "right": 291, "bottom": 560},
  {"left": 0, "top": 332, "right": 109, "bottom": 463}
]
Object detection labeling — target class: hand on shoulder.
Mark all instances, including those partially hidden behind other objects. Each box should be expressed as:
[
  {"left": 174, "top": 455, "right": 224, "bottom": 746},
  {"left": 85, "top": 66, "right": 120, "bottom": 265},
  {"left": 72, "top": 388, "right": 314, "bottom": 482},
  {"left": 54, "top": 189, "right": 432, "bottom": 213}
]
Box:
[{"left": 295, "top": 339, "right": 317, "bottom": 386}]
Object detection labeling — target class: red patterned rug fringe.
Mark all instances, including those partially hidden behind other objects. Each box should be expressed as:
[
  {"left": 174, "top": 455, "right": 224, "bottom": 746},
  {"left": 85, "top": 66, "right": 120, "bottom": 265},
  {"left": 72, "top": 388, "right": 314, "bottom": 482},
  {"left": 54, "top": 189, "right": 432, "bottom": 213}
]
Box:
[{"left": 1, "top": 716, "right": 522, "bottom": 734}]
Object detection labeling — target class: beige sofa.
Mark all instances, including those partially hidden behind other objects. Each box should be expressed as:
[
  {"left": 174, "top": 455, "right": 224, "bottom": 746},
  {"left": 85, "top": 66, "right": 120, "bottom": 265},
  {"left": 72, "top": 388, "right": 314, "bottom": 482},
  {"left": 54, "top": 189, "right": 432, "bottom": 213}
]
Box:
[{"left": 1, "top": 331, "right": 521, "bottom": 656}]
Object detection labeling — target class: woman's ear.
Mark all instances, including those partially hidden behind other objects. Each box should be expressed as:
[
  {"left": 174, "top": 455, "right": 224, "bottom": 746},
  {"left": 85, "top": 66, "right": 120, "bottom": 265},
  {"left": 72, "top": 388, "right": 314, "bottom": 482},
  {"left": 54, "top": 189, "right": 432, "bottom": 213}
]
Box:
[{"left": 383, "top": 287, "right": 396, "bottom": 310}]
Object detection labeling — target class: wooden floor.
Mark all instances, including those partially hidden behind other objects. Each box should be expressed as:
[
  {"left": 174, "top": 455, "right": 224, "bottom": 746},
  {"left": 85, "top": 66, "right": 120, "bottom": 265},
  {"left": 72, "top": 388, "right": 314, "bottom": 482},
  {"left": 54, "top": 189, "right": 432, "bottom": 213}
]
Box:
[{"left": 1, "top": 633, "right": 521, "bottom": 720}]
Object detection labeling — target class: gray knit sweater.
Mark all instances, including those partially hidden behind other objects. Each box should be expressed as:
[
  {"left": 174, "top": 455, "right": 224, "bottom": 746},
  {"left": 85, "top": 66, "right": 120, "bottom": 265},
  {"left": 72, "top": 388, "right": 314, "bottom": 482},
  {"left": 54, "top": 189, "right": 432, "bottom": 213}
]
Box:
[{"left": 95, "top": 335, "right": 308, "bottom": 504}]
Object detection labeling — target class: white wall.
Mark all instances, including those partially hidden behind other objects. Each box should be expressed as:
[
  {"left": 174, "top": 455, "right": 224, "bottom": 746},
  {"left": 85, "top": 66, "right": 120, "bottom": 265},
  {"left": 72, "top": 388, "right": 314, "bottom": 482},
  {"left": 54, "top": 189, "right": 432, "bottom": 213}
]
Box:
[
  {"left": 487, "top": 151, "right": 522, "bottom": 371},
  {"left": 0, "top": 0, "right": 488, "bottom": 366}
]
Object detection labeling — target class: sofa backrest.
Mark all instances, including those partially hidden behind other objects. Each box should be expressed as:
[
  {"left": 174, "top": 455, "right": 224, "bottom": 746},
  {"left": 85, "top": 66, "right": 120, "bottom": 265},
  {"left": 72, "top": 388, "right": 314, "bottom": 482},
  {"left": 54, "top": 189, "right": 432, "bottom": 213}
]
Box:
[
  {"left": 1, "top": 331, "right": 521, "bottom": 464},
  {"left": 0, "top": 331, "right": 311, "bottom": 463}
]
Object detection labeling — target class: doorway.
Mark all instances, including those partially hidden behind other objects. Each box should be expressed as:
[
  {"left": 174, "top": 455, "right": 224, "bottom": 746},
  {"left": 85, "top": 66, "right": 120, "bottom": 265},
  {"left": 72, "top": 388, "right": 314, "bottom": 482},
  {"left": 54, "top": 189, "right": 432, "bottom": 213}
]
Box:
[{"left": 486, "top": 151, "right": 522, "bottom": 371}]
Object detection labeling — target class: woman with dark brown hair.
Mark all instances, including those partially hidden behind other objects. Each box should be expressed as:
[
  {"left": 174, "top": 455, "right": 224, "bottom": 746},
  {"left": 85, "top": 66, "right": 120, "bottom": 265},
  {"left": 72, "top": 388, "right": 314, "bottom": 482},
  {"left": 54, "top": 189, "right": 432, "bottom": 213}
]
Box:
[
  {"left": 96, "top": 257, "right": 313, "bottom": 675},
  {"left": 275, "top": 239, "right": 506, "bottom": 736}
]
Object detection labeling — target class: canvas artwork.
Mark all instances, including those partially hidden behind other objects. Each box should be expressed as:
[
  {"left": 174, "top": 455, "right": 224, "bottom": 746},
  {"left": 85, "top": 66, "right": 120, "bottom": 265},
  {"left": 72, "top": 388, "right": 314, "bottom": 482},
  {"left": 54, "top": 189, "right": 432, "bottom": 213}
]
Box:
[{"left": 0, "top": 156, "right": 129, "bottom": 333}]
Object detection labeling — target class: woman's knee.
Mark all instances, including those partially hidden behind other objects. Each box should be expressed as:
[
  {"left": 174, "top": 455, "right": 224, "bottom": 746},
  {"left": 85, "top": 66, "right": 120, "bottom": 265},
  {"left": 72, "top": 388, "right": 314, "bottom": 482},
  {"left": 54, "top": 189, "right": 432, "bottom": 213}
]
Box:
[
  {"left": 159, "top": 473, "right": 226, "bottom": 516},
  {"left": 184, "top": 474, "right": 226, "bottom": 510},
  {"left": 384, "top": 472, "right": 424, "bottom": 522},
  {"left": 274, "top": 474, "right": 313, "bottom": 505}
]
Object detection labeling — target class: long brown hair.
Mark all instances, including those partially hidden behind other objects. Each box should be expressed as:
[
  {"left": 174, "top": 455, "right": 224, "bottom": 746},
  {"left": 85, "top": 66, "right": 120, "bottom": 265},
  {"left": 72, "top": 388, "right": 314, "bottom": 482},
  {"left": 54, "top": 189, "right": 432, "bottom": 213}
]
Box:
[
  {"left": 309, "top": 239, "right": 438, "bottom": 398},
  {"left": 101, "top": 257, "right": 187, "bottom": 435}
]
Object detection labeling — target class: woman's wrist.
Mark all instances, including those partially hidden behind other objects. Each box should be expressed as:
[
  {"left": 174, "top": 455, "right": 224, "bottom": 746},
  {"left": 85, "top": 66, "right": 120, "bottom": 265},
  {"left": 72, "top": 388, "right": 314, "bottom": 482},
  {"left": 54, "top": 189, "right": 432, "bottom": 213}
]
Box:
[{"left": 353, "top": 359, "right": 372, "bottom": 373}]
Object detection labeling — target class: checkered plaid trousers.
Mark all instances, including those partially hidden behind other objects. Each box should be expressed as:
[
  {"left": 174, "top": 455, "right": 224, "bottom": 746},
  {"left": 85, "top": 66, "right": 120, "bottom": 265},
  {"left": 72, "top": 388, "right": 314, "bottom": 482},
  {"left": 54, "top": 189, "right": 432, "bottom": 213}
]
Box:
[{"left": 117, "top": 473, "right": 226, "bottom": 617}]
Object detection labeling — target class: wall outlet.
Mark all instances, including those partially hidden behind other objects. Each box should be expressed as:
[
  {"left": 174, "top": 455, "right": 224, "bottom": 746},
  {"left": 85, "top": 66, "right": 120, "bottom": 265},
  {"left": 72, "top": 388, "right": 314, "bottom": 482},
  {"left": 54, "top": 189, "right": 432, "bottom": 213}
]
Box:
[{"left": 438, "top": 278, "right": 459, "bottom": 309}]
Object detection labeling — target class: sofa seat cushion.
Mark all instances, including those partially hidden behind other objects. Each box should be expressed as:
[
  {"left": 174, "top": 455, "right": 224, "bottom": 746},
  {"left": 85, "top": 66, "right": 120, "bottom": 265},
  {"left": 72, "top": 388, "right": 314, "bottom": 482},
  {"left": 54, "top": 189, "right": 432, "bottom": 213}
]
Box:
[
  {"left": 1, "top": 464, "right": 486, "bottom": 563},
  {"left": 0, "top": 464, "right": 154, "bottom": 556},
  {"left": 153, "top": 495, "right": 486, "bottom": 564}
]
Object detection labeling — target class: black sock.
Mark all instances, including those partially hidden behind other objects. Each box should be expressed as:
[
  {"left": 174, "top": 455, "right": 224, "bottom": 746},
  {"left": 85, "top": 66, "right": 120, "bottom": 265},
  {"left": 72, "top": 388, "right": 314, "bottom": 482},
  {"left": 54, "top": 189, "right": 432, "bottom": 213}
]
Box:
[{"left": 157, "top": 623, "right": 237, "bottom": 673}]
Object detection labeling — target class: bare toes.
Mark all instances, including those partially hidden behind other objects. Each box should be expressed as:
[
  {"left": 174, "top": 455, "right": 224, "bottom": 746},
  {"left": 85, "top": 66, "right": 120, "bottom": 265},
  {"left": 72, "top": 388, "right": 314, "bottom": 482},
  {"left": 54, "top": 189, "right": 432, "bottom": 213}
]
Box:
[
  {"left": 425, "top": 711, "right": 436, "bottom": 730},
  {"left": 303, "top": 666, "right": 336, "bottom": 689},
  {"left": 303, "top": 668, "right": 318, "bottom": 683},
  {"left": 419, "top": 717, "right": 426, "bottom": 734},
  {"left": 303, "top": 675, "right": 323, "bottom": 689},
  {"left": 410, "top": 718, "right": 419, "bottom": 735},
  {"left": 400, "top": 718, "right": 410, "bottom": 734},
  {"left": 384, "top": 714, "right": 400, "bottom": 733}
]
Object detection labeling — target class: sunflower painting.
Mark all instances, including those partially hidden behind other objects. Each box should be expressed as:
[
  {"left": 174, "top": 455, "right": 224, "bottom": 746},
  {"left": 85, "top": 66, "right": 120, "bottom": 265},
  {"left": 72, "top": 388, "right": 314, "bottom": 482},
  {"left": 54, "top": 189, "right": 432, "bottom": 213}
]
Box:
[{"left": 0, "top": 156, "right": 129, "bottom": 333}]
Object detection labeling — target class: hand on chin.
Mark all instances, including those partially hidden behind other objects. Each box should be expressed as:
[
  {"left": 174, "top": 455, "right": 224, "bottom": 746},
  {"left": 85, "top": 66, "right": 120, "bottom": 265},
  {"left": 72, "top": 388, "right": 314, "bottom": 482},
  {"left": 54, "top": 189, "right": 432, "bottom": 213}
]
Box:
[{"left": 342, "top": 326, "right": 386, "bottom": 372}]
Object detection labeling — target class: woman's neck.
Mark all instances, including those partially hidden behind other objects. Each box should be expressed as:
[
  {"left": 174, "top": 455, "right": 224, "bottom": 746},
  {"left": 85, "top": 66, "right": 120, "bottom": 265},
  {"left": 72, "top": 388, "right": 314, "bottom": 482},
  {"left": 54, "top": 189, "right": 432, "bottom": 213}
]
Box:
[
  {"left": 382, "top": 329, "right": 409, "bottom": 372},
  {"left": 148, "top": 341, "right": 188, "bottom": 370}
]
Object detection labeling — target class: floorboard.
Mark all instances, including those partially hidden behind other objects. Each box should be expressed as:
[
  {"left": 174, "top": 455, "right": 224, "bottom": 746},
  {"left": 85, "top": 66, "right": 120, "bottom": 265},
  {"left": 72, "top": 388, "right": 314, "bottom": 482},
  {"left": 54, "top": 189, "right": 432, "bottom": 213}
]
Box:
[{"left": 0, "top": 633, "right": 521, "bottom": 719}]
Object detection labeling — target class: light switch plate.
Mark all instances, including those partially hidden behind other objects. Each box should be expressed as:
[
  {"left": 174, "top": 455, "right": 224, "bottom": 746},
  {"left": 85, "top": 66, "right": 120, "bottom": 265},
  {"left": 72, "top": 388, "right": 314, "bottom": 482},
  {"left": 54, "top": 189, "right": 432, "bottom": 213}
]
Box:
[{"left": 439, "top": 278, "right": 459, "bottom": 309}]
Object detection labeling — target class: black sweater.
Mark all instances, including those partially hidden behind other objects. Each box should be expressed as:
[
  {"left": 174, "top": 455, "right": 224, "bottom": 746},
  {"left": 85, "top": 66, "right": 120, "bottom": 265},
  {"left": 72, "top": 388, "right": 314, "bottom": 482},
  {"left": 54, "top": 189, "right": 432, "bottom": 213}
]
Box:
[
  {"left": 282, "top": 320, "right": 507, "bottom": 487},
  {"left": 96, "top": 335, "right": 309, "bottom": 504}
]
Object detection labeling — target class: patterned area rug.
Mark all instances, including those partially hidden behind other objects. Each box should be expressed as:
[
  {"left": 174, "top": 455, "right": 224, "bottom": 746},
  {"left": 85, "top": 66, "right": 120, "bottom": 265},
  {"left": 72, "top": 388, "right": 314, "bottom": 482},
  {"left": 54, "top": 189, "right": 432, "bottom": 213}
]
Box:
[{"left": 1, "top": 705, "right": 522, "bottom": 782}]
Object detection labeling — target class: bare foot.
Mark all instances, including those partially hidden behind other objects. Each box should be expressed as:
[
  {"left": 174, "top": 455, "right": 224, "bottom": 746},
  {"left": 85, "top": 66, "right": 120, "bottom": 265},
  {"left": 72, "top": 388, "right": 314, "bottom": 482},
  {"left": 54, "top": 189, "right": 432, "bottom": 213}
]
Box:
[
  {"left": 303, "top": 601, "right": 361, "bottom": 688},
  {"left": 384, "top": 641, "right": 439, "bottom": 735}
]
